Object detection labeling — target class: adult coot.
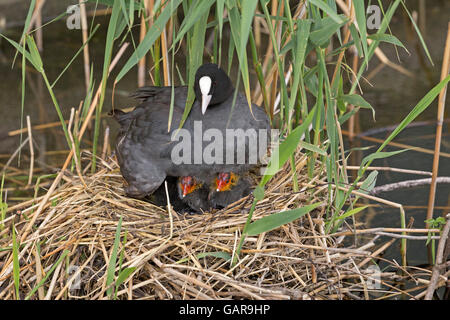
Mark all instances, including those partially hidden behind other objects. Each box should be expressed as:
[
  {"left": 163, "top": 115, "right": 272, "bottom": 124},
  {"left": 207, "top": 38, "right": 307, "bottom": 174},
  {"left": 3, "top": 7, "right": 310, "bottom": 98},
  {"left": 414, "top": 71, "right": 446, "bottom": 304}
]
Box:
[{"left": 112, "top": 63, "right": 270, "bottom": 199}]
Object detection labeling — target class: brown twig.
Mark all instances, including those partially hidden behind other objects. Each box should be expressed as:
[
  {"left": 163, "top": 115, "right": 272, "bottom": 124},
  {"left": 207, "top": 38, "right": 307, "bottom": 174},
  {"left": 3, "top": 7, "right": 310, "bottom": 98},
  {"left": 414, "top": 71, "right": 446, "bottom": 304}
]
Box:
[
  {"left": 341, "top": 129, "right": 450, "bottom": 158},
  {"left": 371, "top": 177, "right": 450, "bottom": 196},
  {"left": 67, "top": 108, "right": 87, "bottom": 188}
]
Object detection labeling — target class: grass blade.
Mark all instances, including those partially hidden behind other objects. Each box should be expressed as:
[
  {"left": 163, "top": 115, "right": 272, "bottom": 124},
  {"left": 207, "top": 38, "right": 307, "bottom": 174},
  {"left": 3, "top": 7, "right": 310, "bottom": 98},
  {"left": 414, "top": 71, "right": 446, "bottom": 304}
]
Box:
[
  {"left": 115, "top": 267, "right": 136, "bottom": 288},
  {"left": 308, "top": 0, "right": 344, "bottom": 24},
  {"left": 246, "top": 203, "right": 322, "bottom": 236},
  {"left": 353, "top": 1, "right": 369, "bottom": 68},
  {"left": 115, "top": 0, "right": 182, "bottom": 83},
  {"left": 106, "top": 215, "right": 123, "bottom": 298},
  {"left": 260, "top": 109, "right": 315, "bottom": 186},
  {"left": 25, "top": 250, "right": 70, "bottom": 300}
]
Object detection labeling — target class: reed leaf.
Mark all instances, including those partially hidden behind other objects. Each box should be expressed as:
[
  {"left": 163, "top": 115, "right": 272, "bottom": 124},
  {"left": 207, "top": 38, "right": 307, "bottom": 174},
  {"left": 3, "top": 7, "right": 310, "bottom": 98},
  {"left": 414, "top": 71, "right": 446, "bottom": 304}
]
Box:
[
  {"left": 246, "top": 203, "right": 321, "bottom": 236},
  {"left": 106, "top": 215, "right": 123, "bottom": 298},
  {"left": 25, "top": 250, "right": 70, "bottom": 300},
  {"left": 353, "top": 0, "right": 369, "bottom": 68},
  {"left": 260, "top": 109, "right": 315, "bottom": 186},
  {"left": 115, "top": 0, "right": 182, "bottom": 83}
]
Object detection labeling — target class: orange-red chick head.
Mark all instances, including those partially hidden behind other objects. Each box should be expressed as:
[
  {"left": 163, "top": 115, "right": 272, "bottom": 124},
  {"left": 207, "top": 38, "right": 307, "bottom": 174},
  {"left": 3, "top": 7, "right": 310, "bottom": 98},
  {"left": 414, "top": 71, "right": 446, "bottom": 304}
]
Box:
[
  {"left": 178, "top": 176, "right": 202, "bottom": 198},
  {"left": 215, "top": 172, "right": 238, "bottom": 192}
]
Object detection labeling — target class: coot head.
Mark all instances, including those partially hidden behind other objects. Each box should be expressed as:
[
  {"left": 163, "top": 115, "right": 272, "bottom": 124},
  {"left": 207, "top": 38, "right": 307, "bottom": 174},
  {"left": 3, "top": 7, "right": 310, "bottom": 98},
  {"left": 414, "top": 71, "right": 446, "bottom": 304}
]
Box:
[{"left": 194, "top": 63, "right": 234, "bottom": 115}]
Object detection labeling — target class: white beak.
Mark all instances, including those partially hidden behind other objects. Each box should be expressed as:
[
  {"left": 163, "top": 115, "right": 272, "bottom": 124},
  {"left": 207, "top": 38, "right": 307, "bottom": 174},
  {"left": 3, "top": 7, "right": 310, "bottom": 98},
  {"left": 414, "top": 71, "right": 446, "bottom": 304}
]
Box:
[
  {"left": 201, "top": 94, "right": 212, "bottom": 115},
  {"left": 199, "top": 76, "right": 213, "bottom": 115}
]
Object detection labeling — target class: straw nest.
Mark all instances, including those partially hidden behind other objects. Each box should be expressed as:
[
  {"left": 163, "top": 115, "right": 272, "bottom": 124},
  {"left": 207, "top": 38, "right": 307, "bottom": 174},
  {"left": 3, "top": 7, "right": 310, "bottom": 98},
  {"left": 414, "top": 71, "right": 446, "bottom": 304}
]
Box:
[{"left": 0, "top": 148, "right": 407, "bottom": 300}]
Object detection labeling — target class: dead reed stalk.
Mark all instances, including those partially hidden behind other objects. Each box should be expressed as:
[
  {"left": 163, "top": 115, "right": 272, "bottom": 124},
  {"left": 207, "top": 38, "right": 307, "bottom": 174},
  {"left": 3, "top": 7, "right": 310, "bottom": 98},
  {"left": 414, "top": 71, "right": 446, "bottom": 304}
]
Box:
[{"left": 426, "top": 22, "right": 450, "bottom": 224}]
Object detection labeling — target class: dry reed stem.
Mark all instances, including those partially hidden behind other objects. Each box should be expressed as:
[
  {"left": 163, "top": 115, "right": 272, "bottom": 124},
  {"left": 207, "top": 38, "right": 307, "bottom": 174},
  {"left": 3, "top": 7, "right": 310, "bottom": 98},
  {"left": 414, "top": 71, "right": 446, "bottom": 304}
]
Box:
[
  {"left": 101, "top": 127, "right": 110, "bottom": 160},
  {"left": 25, "top": 0, "right": 45, "bottom": 36},
  {"left": 161, "top": 25, "right": 170, "bottom": 86},
  {"left": 138, "top": 9, "right": 147, "bottom": 87},
  {"left": 348, "top": 48, "right": 359, "bottom": 141},
  {"left": 26, "top": 116, "right": 34, "bottom": 186},
  {"left": 8, "top": 120, "right": 70, "bottom": 137},
  {"left": 78, "top": 0, "right": 91, "bottom": 93},
  {"left": 426, "top": 22, "right": 450, "bottom": 223},
  {"left": 67, "top": 108, "right": 87, "bottom": 188},
  {"left": 371, "top": 177, "right": 450, "bottom": 196},
  {"left": 344, "top": 166, "right": 432, "bottom": 176},
  {"left": 341, "top": 129, "right": 450, "bottom": 158}
]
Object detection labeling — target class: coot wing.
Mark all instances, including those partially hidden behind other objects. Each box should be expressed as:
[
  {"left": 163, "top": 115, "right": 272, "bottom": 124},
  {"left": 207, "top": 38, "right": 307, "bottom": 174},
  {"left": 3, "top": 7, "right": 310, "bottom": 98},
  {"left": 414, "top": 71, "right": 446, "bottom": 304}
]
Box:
[{"left": 116, "top": 134, "right": 167, "bottom": 198}]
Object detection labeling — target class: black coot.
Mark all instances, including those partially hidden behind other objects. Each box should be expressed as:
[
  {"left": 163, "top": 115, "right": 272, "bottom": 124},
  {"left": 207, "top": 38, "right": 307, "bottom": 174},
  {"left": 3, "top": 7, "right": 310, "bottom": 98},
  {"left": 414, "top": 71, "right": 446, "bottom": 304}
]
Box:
[{"left": 112, "top": 63, "right": 270, "bottom": 200}]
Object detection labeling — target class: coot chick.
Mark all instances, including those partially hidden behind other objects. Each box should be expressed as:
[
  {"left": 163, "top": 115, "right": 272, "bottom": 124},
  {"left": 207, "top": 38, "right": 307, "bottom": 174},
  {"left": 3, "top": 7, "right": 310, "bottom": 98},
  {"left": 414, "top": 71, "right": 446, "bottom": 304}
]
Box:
[
  {"left": 147, "top": 176, "right": 189, "bottom": 212},
  {"left": 113, "top": 63, "right": 270, "bottom": 199},
  {"left": 148, "top": 176, "right": 210, "bottom": 213},
  {"left": 177, "top": 176, "right": 210, "bottom": 212},
  {"left": 209, "top": 173, "right": 252, "bottom": 209}
]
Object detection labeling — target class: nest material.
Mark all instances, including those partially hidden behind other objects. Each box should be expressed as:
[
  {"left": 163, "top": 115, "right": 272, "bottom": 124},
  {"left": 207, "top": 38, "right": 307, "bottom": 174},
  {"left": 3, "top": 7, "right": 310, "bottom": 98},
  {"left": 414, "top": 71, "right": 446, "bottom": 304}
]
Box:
[{"left": 0, "top": 149, "right": 410, "bottom": 300}]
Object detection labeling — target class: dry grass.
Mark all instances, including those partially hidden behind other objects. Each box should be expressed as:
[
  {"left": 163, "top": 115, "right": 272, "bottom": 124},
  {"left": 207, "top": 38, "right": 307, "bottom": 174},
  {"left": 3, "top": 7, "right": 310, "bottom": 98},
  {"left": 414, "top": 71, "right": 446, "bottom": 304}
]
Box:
[{"left": 0, "top": 148, "right": 441, "bottom": 300}]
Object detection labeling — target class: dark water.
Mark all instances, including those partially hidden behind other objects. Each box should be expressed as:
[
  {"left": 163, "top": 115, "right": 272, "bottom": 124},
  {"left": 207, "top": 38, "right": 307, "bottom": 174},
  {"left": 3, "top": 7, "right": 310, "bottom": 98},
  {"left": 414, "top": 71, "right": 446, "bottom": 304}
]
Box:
[
  {"left": 349, "top": 2, "right": 450, "bottom": 268},
  {"left": 0, "top": 1, "right": 449, "bottom": 273}
]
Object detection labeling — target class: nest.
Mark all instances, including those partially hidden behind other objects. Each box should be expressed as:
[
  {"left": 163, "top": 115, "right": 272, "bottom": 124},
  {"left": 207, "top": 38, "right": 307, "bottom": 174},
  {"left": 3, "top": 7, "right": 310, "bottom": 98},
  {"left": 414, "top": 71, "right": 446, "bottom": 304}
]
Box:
[{"left": 0, "top": 148, "right": 426, "bottom": 300}]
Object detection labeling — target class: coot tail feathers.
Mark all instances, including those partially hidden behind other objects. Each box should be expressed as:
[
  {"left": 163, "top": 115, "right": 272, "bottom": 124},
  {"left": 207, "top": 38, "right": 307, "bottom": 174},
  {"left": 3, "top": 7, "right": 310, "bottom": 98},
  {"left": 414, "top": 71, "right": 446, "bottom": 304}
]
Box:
[
  {"left": 130, "top": 86, "right": 175, "bottom": 102},
  {"left": 109, "top": 109, "right": 133, "bottom": 127}
]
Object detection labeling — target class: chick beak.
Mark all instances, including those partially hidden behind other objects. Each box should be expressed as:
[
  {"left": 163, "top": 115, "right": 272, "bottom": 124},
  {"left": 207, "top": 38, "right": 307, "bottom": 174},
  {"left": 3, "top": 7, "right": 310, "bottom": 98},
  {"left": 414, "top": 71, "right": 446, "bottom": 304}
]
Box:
[
  {"left": 179, "top": 182, "right": 188, "bottom": 198},
  {"left": 181, "top": 185, "right": 189, "bottom": 198},
  {"left": 202, "top": 94, "right": 212, "bottom": 115}
]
